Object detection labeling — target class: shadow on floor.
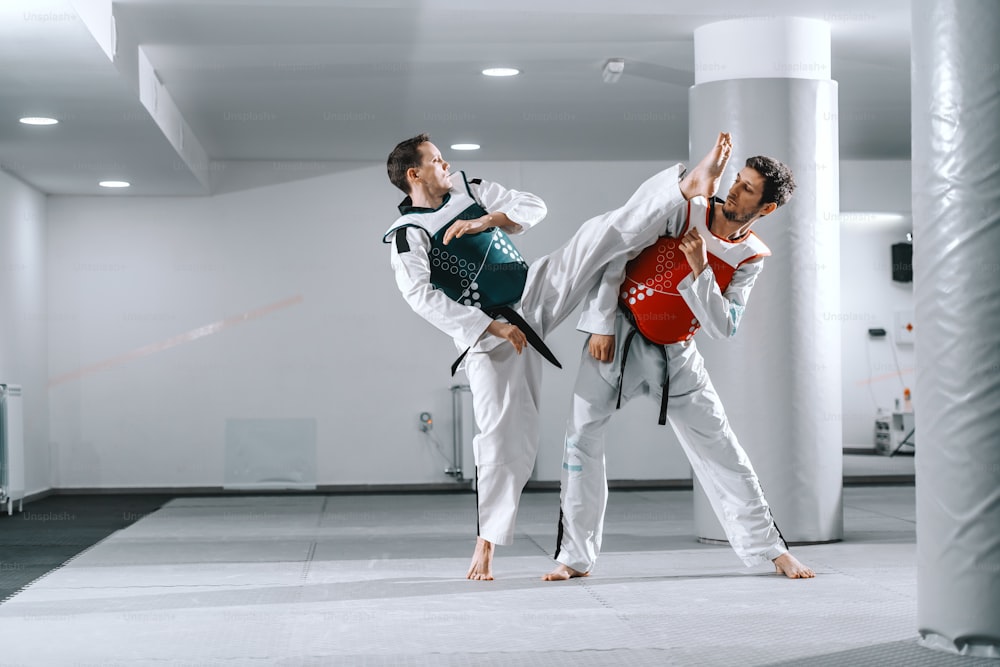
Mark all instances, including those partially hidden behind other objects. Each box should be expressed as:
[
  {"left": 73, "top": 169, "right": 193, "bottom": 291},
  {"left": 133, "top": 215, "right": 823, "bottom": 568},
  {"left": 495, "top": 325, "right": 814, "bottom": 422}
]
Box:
[{"left": 0, "top": 495, "right": 172, "bottom": 603}]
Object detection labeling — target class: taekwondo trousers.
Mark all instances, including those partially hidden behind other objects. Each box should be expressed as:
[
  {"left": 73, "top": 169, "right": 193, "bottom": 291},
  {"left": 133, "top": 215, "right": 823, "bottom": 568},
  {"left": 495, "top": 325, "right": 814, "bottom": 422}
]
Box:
[
  {"left": 466, "top": 164, "right": 687, "bottom": 546},
  {"left": 554, "top": 315, "right": 788, "bottom": 570}
]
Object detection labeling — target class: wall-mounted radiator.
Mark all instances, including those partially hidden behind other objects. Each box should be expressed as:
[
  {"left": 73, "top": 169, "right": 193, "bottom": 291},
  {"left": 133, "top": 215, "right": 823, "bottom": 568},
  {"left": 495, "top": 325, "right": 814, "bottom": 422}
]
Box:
[{"left": 0, "top": 384, "right": 25, "bottom": 515}]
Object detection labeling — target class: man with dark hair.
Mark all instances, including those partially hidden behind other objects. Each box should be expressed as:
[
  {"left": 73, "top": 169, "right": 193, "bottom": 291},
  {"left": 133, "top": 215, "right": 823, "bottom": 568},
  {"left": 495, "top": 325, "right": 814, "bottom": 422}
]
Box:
[
  {"left": 543, "top": 156, "right": 816, "bottom": 582},
  {"left": 384, "top": 132, "right": 735, "bottom": 580}
]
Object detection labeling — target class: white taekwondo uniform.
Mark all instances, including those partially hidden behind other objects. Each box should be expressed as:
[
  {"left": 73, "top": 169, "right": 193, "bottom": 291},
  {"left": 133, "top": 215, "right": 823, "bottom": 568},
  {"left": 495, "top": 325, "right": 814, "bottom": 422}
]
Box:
[
  {"left": 554, "top": 196, "right": 789, "bottom": 571},
  {"left": 386, "top": 166, "right": 688, "bottom": 545}
]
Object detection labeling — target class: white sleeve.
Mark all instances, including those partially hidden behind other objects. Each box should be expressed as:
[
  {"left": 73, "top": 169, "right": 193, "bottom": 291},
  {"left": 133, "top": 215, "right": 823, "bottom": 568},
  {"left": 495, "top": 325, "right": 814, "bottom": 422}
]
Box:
[
  {"left": 389, "top": 226, "right": 494, "bottom": 348},
  {"left": 677, "top": 259, "right": 764, "bottom": 339},
  {"left": 576, "top": 200, "right": 695, "bottom": 335},
  {"left": 576, "top": 256, "right": 627, "bottom": 335},
  {"left": 470, "top": 179, "right": 547, "bottom": 233}
]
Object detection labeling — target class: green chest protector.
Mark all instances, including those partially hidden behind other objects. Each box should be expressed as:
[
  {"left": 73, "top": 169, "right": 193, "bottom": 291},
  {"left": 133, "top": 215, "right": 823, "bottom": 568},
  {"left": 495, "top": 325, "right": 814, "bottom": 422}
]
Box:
[
  {"left": 408, "top": 200, "right": 529, "bottom": 311},
  {"left": 384, "top": 175, "right": 560, "bottom": 374}
]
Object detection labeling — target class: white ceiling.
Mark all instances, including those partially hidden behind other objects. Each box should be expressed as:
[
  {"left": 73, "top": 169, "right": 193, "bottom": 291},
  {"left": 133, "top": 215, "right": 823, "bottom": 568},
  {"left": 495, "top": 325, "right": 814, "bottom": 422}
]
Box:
[{"left": 0, "top": 0, "right": 911, "bottom": 196}]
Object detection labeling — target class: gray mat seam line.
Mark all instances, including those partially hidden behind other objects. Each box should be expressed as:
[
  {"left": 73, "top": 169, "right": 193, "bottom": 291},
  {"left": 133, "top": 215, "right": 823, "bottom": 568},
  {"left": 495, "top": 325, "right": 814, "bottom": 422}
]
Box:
[
  {"left": 820, "top": 564, "right": 918, "bottom": 601},
  {"left": 842, "top": 503, "right": 916, "bottom": 525},
  {"left": 301, "top": 541, "right": 318, "bottom": 581},
  {"left": 522, "top": 533, "right": 555, "bottom": 560}
]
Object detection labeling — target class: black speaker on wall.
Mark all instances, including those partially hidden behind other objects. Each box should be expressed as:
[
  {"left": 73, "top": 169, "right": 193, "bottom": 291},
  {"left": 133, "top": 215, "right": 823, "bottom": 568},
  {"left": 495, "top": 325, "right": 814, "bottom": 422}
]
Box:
[{"left": 891, "top": 242, "right": 912, "bottom": 282}]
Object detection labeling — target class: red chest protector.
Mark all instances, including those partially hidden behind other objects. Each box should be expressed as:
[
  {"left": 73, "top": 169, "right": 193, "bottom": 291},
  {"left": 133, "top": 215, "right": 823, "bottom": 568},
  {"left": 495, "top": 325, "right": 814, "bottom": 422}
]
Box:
[{"left": 619, "top": 199, "right": 770, "bottom": 345}]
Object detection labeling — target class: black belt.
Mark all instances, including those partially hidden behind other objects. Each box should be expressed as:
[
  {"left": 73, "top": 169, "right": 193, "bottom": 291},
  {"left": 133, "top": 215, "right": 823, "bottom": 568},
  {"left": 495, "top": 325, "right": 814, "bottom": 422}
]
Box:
[
  {"left": 617, "top": 318, "right": 670, "bottom": 426},
  {"left": 451, "top": 305, "right": 562, "bottom": 376}
]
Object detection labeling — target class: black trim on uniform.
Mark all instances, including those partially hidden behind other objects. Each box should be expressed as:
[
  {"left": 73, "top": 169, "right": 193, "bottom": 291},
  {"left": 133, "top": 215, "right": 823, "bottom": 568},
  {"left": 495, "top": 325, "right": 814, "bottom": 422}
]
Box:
[
  {"left": 772, "top": 517, "right": 788, "bottom": 550},
  {"left": 397, "top": 191, "right": 453, "bottom": 216},
  {"left": 382, "top": 222, "right": 431, "bottom": 245},
  {"left": 458, "top": 171, "right": 477, "bottom": 200},
  {"left": 554, "top": 508, "right": 566, "bottom": 560},
  {"left": 469, "top": 178, "right": 482, "bottom": 185},
  {"left": 754, "top": 474, "right": 789, "bottom": 551},
  {"left": 475, "top": 466, "right": 481, "bottom": 537},
  {"left": 394, "top": 228, "right": 410, "bottom": 253}
]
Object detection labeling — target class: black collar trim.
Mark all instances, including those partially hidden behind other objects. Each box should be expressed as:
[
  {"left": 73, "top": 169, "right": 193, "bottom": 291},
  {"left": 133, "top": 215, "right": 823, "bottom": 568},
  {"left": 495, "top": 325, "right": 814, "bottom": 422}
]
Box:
[{"left": 397, "top": 191, "right": 453, "bottom": 215}]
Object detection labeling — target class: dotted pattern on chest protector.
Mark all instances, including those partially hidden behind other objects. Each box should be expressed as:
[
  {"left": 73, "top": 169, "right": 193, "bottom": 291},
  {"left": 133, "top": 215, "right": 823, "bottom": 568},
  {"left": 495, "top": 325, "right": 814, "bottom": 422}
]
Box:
[{"left": 427, "top": 231, "right": 524, "bottom": 308}]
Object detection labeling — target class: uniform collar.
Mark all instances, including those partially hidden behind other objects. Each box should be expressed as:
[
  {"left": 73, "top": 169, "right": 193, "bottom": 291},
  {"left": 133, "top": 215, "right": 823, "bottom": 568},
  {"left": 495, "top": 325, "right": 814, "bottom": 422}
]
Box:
[{"left": 397, "top": 191, "right": 452, "bottom": 215}]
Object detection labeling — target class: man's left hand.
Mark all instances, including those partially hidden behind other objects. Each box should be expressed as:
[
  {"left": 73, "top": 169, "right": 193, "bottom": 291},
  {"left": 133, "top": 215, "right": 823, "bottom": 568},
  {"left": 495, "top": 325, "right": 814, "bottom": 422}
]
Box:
[
  {"left": 442, "top": 214, "right": 493, "bottom": 245},
  {"left": 679, "top": 228, "right": 708, "bottom": 277},
  {"left": 443, "top": 213, "right": 521, "bottom": 245}
]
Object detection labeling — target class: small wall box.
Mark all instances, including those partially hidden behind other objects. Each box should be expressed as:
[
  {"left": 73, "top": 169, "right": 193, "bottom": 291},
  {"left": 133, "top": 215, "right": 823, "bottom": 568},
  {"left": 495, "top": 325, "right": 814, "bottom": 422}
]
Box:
[{"left": 891, "top": 242, "right": 912, "bottom": 282}]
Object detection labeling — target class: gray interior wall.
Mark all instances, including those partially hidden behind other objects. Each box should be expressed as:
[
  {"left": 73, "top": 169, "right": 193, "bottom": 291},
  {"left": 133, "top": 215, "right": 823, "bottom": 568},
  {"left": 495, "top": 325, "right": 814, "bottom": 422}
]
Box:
[
  {"left": 46, "top": 160, "right": 694, "bottom": 488},
  {"left": 44, "top": 158, "right": 912, "bottom": 489},
  {"left": 0, "top": 170, "right": 50, "bottom": 496},
  {"left": 838, "top": 161, "right": 914, "bottom": 445}
]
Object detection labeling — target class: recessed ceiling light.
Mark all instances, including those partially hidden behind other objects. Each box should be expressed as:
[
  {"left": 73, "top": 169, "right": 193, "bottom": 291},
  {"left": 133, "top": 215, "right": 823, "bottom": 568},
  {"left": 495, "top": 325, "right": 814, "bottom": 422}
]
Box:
[
  {"left": 482, "top": 67, "right": 520, "bottom": 77},
  {"left": 99, "top": 180, "right": 131, "bottom": 188},
  {"left": 19, "top": 117, "right": 59, "bottom": 126},
  {"left": 450, "top": 143, "right": 480, "bottom": 151}
]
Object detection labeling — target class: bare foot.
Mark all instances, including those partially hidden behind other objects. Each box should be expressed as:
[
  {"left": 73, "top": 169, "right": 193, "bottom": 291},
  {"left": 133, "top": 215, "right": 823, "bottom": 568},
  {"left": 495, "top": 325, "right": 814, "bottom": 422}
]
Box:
[
  {"left": 773, "top": 552, "right": 815, "bottom": 579},
  {"left": 541, "top": 563, "right": 589, "bottom": 581},
  {"left": 680, "top": 131, "right": 733, "bottom": 200},
  {"left": 467, "top": 537, "right": 494, "bottom": 581}
]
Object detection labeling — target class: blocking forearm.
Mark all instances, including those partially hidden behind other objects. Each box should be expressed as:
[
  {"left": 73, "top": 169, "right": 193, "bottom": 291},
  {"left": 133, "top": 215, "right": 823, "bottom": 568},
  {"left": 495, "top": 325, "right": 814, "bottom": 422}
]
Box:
[{"left": 487, "top": 212, "right": 522, "bottom": 235}]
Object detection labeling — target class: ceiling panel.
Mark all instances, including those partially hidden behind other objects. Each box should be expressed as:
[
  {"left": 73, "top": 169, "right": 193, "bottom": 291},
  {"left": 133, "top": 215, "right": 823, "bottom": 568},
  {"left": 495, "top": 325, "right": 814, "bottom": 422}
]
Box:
[{"left": 0, "top": 0, "right": 911, "bottom": 195}]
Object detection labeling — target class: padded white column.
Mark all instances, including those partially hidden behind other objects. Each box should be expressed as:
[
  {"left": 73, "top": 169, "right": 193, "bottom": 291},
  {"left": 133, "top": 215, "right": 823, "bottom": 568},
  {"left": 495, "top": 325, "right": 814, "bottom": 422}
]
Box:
[
  {"left": 912, "top": 0, "right": 1000, "bottom": 658},
  {"left": 690, "top": 18, "right": 844, "bottom": 544}
]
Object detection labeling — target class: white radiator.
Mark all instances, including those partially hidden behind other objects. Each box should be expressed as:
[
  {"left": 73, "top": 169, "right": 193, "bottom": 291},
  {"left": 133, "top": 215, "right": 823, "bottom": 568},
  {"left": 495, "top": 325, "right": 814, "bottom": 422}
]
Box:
[{"left": 0, "top": 384, "right": 25, "bottom": 515}]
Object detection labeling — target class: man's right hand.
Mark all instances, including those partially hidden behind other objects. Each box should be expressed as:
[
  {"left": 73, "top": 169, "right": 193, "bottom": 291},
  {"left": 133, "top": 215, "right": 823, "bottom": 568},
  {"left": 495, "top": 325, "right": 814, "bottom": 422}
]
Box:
[
  {"left": 488, "top": 320, "right": 526, "bottom": 353},
  {"left": 588, "top": 334, "right": 615, "bottom": 362}
]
